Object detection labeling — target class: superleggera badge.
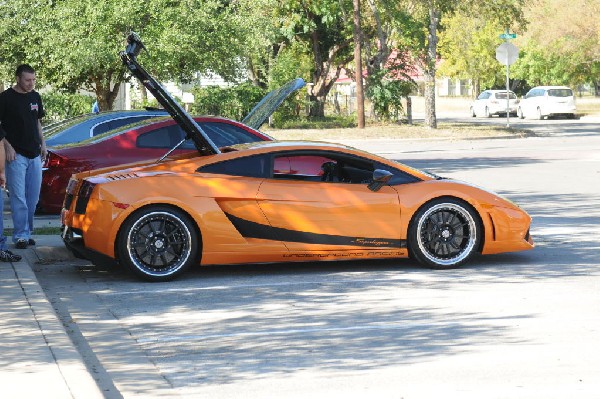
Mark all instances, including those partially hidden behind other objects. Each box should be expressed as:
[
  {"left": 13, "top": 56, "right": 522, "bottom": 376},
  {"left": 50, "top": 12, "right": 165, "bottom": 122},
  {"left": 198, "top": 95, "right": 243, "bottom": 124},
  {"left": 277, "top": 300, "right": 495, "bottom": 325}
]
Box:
[{"left": 30, "top": 103, "right": 39, "bottom": 112}]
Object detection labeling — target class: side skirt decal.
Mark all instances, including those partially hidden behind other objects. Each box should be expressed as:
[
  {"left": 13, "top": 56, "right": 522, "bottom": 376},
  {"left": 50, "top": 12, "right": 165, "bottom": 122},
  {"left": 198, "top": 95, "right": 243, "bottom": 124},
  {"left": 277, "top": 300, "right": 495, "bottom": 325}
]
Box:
[{"left": 225, "top": 212, "right": 406, "bottom": 248}]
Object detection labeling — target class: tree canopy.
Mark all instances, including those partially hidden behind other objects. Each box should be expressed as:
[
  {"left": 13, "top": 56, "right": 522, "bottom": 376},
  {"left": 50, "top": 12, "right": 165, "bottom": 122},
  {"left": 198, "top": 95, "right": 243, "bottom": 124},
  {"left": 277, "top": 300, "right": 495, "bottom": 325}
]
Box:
[{"left": 0, "top": 0, "right": 249, "bottom": 110}]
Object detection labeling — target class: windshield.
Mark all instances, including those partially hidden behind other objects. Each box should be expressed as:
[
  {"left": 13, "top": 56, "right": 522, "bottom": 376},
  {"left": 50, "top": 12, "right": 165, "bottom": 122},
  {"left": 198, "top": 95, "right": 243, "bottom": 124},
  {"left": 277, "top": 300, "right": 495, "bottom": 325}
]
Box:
[{"left": 548, "top": 89, "right": 573, "bottom": 97}]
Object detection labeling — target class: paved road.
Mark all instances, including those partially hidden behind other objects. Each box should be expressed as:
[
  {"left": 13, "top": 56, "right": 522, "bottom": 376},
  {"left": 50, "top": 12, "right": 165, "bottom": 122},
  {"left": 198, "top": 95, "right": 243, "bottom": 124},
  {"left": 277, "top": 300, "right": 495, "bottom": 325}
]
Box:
[{"left": 33, "top": 117, "right": 600, "bottom": 398}]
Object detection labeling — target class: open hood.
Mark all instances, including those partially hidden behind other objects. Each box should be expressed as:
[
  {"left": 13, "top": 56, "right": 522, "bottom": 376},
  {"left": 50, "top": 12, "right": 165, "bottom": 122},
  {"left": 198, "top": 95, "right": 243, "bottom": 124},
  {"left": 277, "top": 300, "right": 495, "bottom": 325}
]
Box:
[
  {"left": 120, "top": 33, "right": 220, "bottom": 155},
  {"left": 241, "top": 78, "right": 306, "bottom": 130},
  {"left": 120, "top": 33, "right": 305, "bottom": 156}
]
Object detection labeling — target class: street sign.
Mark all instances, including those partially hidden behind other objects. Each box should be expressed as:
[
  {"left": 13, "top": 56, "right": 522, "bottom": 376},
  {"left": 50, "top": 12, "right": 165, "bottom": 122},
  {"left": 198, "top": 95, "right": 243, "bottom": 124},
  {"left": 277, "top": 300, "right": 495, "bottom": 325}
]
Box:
[
  {"left": 496, "top": 42, "right": 519, "bottom": 66},
  {"left": 499, "top": 33, "right": 517, "bottom": 40}
]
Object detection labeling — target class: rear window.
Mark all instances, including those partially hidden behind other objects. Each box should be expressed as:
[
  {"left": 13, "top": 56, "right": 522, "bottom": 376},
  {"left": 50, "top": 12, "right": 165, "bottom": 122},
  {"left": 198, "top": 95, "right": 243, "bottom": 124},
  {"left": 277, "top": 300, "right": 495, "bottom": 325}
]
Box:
[
  {"left": 495, "top": 92, "right": 517, "bottom": 100},
  {"left": 547, "top": 89, "right": 573, "bottom": 97}
]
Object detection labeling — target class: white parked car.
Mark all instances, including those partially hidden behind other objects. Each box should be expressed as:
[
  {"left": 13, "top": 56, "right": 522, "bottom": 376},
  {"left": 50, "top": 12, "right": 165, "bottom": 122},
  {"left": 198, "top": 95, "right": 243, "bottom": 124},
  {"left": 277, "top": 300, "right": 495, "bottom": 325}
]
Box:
[
  {"left": 470, "top": 90, "right": 519, "bottom": 118},
  {"left": 517, "top": 86, "right": 576, "bottom": 119}
]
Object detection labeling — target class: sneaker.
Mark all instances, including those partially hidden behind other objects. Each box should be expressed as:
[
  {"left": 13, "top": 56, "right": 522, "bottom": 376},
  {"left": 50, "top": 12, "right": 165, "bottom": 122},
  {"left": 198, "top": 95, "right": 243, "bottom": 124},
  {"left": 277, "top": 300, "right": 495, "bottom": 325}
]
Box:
[
  {"left": 15, "top": 239, "right": 28, "bottom": 249},
  {"left": 0, "top": 249, "right": 22, "bottom": 262},
  {"left": 28, "top": 238, "right": 36, "bottom": 246}
]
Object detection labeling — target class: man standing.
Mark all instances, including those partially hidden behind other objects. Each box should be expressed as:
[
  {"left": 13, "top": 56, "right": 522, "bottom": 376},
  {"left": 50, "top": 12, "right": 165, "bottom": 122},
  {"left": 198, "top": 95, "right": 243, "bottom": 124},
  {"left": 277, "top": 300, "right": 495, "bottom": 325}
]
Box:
[
  {"left": 0, "top": 64, "right": 46, "bottom": 249},
  {"left": 0, "top": 135, "right": 22, "bottom": 261}
]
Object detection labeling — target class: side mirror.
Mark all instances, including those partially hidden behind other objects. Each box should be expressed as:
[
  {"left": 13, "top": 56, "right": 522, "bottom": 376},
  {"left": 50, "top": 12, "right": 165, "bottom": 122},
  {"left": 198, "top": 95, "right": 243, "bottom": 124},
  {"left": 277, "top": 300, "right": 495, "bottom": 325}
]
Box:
[{"left": 368, "top": 169, "right": 393, "bottom": 192}]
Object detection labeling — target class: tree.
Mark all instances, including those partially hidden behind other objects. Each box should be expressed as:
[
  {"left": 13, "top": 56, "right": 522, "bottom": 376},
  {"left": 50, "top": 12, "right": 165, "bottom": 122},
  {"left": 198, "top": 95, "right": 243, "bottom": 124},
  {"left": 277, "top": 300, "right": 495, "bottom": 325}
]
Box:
[
  {"left": 513, "top": 0, "right": 600, "bottom": 93},
  {"left": 403, "top": 0, "right": 525, "bottom": 128},
  {"left": 0, "top": 0, "right": 250, "bottom": 111},
  {"left": 277, "top": 0, "right": 355, "bottom": 117},
  {"left": 438, "top": 12, "right": 506, "bottom": 96}
]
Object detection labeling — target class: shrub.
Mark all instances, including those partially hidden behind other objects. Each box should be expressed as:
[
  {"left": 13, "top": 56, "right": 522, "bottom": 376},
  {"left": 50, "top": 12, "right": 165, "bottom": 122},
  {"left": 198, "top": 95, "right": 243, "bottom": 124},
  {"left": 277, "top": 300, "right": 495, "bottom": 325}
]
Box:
[
  {"left": 41, "top": 90, "right": 94, "bottom": 123},
  {"left": 190, "top": 82, "right": 266, "bottom": 121}
]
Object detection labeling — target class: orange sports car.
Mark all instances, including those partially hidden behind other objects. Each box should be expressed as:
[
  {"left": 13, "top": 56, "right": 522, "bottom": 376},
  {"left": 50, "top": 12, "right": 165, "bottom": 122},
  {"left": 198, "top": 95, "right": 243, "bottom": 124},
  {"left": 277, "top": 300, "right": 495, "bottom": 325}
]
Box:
[{"left": 60, "top": 34, "right": 534, "bottom": 281}]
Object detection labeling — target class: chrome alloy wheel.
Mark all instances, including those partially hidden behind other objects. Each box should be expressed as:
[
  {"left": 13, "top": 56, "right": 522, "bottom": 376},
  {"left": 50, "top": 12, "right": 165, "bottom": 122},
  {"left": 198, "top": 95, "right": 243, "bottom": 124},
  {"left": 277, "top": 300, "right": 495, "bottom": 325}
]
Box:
[
  {"left": 126, "top": 211, "right": 193, "bottom": 277},
  {"left": 415, "top": 202, "right": 478, "bottom": 267}
]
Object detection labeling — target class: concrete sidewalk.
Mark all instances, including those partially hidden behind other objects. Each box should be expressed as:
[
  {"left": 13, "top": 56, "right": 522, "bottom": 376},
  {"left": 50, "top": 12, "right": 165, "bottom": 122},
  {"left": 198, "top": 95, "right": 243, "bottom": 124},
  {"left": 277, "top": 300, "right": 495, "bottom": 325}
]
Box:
[{"left": 0, "top": 234, "right": 104, "bottom": 399}]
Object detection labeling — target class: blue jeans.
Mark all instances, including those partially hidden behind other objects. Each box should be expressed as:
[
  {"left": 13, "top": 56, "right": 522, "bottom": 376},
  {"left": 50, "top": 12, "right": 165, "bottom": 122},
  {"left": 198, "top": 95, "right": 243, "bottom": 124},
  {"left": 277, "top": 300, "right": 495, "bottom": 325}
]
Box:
[
  {"left": 6, "top": 154, "right": 42, "bottom": 243},
  {"left": 0, "top": 190, "right": 7, "bottom": 250}
]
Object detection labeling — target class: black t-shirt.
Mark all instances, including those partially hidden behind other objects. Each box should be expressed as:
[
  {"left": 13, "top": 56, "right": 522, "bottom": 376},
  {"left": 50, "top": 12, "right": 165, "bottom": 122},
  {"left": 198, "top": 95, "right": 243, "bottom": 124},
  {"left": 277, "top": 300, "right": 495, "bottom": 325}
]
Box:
[{"left": 0, "top": 88, "right": 45, "bottom": 158}]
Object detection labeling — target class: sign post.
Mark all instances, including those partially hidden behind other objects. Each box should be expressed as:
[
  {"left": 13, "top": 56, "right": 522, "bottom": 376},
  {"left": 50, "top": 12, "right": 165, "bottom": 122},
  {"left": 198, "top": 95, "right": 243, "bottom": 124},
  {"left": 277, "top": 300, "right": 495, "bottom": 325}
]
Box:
[{"left": 496, "top": 32, "right": 519, "bottom": 128}]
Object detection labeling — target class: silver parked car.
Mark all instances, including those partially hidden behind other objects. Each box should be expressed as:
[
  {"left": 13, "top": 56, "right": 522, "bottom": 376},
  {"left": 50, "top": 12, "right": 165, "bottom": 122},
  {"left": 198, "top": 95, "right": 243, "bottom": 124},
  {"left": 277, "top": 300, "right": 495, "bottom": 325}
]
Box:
[
  {"left": 517, "top": 86, "right": 576, "bottom": 120},
  {"left": 470, "top": 90, "right": 519, "bottom": 118}
]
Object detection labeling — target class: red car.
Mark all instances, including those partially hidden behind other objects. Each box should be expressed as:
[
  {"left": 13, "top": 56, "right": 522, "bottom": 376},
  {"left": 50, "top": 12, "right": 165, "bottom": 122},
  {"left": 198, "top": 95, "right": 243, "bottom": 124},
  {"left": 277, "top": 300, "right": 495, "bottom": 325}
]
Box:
[
  {"left": 40, "top": 117, "right": 272, "bottom": 213},
  {"left": 41, "top": 76, "right": 307, "bottom": 214}
]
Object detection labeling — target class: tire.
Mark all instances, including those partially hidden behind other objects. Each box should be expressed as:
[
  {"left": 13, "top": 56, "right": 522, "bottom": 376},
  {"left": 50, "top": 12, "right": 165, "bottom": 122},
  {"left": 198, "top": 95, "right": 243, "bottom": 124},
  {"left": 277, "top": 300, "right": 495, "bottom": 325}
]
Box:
[
  {"left": 537, "top": 107, "right": 544, "bottom": 120},
  {"left": 484, "top": 107, "right": 491, "bottom": 118},
  {"left": 117, "top": 206, "right": 199, "bottom": 281},
  {"left": 518, "top": 107, "right": 525, "bottom": 119},
  {"left": 408, "top": 198, "right": 481, "bottom": 269}
]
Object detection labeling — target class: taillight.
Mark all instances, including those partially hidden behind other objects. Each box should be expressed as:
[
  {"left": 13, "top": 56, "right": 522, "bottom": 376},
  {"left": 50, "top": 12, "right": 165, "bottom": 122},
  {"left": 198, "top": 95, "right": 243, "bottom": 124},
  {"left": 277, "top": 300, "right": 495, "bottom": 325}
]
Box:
[
  {"left": 74, "top": 180, "right": 97, "bottom": 214},
  {"left": 65, "top": 178, "right": 79, "bottom": 195},
  {"left": 43, "top": 151, "right": 67, "bottom": 169}
]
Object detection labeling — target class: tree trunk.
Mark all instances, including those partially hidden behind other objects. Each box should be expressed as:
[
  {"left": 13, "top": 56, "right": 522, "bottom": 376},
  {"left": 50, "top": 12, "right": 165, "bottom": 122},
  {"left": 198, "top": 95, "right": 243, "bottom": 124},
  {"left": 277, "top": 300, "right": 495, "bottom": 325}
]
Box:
[
  {"left": 93, "top": 70, "right": 126, "bottom": 111},
  {"left": 424, "top": 4, "right": 439, "bottom": 129},
  {"left": 140, "top": 85, "right": 148, "bottom": 106},
  {"left": 307, "top": 24, "right": 352, "bottom": 118},
  {"left": 473, "top": 79, "right": 481, "bottom": 98},
  {"left": 308, "top": 94, "right": 326, "bottom": 117}
]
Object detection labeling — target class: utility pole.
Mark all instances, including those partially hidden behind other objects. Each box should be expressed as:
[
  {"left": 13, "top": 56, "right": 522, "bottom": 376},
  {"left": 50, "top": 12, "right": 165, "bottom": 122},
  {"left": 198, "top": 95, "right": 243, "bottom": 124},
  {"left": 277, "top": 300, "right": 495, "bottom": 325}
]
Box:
[{"left": 353, "top": 0, "right": 365, "bottom": 128}]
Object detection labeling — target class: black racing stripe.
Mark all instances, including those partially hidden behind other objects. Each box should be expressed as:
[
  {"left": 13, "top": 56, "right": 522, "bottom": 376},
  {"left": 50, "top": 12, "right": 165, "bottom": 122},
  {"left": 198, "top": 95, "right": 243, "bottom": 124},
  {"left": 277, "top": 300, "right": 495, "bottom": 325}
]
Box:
[{"left": 225, "top": 212, "right": 406, "bottom": 248}]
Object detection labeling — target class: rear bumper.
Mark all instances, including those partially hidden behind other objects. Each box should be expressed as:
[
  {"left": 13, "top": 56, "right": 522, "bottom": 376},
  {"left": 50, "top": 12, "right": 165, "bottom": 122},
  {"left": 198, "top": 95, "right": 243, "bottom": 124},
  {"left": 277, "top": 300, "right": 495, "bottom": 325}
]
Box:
[
  {"left": 489, "top": 104, "right": 518, "bottom": 114},
  {"left": 547, "top": 105, "right": 576, "bottom": 115},
  {"left": 61, "top": 225, "right": 117, "bottom": 266}
]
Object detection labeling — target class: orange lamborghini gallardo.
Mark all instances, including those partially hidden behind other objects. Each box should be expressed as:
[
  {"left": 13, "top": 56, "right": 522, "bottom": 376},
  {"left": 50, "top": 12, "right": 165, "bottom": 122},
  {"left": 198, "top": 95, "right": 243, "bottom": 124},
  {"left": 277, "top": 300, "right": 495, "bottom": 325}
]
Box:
[{"left": 60, "top": 34, "right": 534, "bottom": 281}]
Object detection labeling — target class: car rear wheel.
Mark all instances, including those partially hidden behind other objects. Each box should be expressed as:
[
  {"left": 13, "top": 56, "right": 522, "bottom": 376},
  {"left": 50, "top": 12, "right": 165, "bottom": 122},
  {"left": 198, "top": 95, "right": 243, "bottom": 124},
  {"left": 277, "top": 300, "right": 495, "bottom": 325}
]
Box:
[
  {"left": 117, "top": 206, "right": 199, "bottom": 281},
  {"left": 408, "top": 198, "right": 481, "bottom": 269}
]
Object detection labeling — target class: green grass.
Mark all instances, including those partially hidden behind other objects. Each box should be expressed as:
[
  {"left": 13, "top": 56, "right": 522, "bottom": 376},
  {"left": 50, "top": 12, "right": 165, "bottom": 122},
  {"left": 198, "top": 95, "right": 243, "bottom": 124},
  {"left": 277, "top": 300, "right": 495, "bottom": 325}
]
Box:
[{"left": 5, "top": 227, "right": 63, "bottom": 236}]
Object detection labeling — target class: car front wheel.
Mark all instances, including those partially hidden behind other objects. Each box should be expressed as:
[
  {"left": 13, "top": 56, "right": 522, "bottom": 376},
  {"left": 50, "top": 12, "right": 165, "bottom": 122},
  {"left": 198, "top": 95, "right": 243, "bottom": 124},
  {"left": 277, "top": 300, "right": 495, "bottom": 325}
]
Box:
[
  {"left": 117, "top": 206, "right": 199, "bottom": 281},
  {"left": 408, "top": 198, "right": 481, "bottom": 269}
]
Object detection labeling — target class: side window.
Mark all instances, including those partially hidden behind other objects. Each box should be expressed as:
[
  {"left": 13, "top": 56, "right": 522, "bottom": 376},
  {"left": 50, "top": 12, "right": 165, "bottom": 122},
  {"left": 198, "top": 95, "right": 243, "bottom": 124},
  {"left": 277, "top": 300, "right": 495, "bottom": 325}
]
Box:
[
  {"left": 478, "top": 92, "right": 490, "bottom": 100},
  {"left": 271, "top": 152, "right": 419, "bottom": 185},
  {"left": 92, "top": 116, "right": 156, "bottom": 136},
  {"left": 177, "top": 121, "right": 266, "bottom": 150},
  {"left": 273, "top": 155, "right": 334, "bottom": 181},
  {"left": 197, "top": 154, "right": 269, "bottom": 178},
  {"left": 136, "top": 125, "right": 184, "bottom": 148}
]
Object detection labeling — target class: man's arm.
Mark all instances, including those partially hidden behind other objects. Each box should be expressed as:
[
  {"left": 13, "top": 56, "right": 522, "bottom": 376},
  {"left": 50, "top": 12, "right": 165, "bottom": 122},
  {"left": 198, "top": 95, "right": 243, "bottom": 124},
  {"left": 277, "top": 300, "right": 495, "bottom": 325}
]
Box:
[{"left": 38, "top": 119, "right": 46, "bottom": 160}]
